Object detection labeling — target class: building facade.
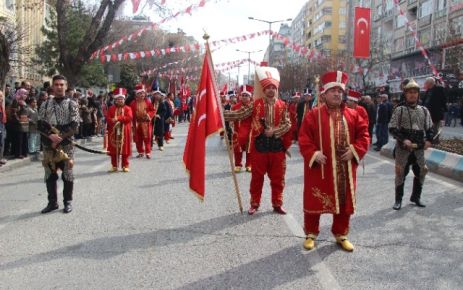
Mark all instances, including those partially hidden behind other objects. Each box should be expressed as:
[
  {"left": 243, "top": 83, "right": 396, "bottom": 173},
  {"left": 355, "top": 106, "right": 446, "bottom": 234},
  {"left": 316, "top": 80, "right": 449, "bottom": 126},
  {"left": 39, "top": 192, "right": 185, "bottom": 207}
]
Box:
[
  {"left": 305, "top": 0, "right": 348, "bottom": 59},
  {"left": 368, "top": 0, "right": 463, "bottom": 93},
  {"left": 15, "top": 0, "right": 51, "bottom": 86}
]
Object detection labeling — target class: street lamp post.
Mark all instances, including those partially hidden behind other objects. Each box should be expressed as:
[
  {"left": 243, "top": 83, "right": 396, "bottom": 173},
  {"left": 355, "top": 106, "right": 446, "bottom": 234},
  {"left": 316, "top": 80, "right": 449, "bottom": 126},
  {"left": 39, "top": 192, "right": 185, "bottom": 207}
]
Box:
[
  {"left": 248, "top": 17, "right": 292, "bottom": 66},
  {"left": 236, "top": 49, "right": 263, "bottom": 84}
]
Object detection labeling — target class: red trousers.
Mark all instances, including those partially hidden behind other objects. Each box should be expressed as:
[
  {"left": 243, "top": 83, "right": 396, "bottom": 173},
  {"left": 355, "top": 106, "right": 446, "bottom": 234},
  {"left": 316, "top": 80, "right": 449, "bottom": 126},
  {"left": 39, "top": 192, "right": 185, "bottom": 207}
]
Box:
[
  {"left": 304, "top": 211, "right": 351, "bottom": 237},
  {"left": 250, "top": 151, "right": 286, "bottom": 208},
  {"left": 164, "top": 131, "right": 172, "bottom": 141},
  {"left": 110, "top": 154, "right": 129, "bottom": 168},
  {"left": 234, "top": 145, "right": 251, "bottom": 168}
]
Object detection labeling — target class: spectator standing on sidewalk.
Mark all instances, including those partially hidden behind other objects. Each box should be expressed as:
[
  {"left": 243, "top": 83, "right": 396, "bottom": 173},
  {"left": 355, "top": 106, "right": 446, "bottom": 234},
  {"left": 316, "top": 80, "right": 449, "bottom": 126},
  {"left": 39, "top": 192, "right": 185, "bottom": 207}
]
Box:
[
  {"left": 27, "top": 98, "right": 40, "bottom": 160},
  {"left": 375, "top": 94, "right": 392, "bottom": 151},
  {"left": 423, "top": 77, "right": 447, "bottom": 139},
  {"left": 0, "top": 91, "right": 7, "bottom": 166}
]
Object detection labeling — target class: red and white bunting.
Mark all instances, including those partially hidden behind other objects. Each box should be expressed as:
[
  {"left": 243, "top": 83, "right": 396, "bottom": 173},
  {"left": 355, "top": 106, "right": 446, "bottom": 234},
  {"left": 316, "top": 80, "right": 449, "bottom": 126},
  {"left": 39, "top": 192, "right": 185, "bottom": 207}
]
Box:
[
  {"left": 392, "top": 0, "right": 440, "bottom": 79},
  {"left": 90, "top": 0, "right": 220, "bottom": 59}
]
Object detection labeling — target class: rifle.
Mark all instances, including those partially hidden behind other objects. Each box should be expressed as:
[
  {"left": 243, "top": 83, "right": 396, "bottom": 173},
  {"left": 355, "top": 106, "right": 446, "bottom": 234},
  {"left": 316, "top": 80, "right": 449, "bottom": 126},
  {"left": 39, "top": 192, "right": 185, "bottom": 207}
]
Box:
[{"left": 38, "top": 120, "right": 108, "bottom": 155}]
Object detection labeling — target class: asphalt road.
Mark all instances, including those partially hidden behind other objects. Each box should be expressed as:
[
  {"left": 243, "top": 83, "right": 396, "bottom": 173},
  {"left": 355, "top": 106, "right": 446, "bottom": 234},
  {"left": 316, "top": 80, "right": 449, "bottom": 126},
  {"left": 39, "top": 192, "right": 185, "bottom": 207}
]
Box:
[{"left": 0, "top": 123, "right": 462, "bottom": 290}]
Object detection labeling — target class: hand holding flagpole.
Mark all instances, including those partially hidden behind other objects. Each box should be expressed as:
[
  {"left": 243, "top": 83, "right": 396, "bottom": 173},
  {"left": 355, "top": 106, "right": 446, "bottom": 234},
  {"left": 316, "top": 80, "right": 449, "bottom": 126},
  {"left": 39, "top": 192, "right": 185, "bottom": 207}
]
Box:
[{"left": 315, "top": 75, "right": 324, "bottom": 179}]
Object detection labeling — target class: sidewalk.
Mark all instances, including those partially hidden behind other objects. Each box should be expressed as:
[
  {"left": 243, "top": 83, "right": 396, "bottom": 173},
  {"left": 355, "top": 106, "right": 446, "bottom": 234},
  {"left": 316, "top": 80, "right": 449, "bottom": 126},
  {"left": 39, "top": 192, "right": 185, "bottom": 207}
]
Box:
[{"left": 0, "top": 137, "right": 103, "bottom": 173}]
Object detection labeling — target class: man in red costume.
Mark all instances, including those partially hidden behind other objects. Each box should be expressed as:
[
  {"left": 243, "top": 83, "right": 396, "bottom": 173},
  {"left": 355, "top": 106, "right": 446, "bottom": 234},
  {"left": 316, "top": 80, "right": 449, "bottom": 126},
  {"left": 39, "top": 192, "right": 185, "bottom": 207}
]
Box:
[
  {"left": 107, "top": 88, "right": 133, "bottom": 172},
  {"left": 130, "top": 84, "right": 155, "bottom": 159},
  {"left": 225, "top": 66, "right": 292, "bottom": 215},
  {"left": 346, "top": 89, "right": 369, "bottom": 127},
  {"left": 232, "top": 85, "right": 253, "bottom": 173},
  {"left": 288, "top": 92, "right": 300, "bottom": 143},
  {"left": 299, "top": 71, "right": 370, "bottom": 252}
]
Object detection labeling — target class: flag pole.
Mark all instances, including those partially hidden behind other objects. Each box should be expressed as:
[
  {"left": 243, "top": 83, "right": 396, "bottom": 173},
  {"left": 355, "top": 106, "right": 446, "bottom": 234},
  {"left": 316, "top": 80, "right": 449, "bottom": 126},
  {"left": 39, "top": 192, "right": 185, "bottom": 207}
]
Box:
[
  {"left": 204, "top": 33, "right": 244, "bottom": 214},
  {"left": 315, "top": 75, "right": 325, "bottom": 179}
]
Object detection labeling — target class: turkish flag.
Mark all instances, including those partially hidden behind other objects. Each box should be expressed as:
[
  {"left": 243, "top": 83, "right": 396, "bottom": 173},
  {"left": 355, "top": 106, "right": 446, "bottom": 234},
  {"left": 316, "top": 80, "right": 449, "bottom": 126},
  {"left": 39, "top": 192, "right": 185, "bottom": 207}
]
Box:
[
  {"left": 183, "top": 45, "right": 224, "bottom": 199},
  {"left": 353, "top": 7, "right": 371, "bottom": 59}
]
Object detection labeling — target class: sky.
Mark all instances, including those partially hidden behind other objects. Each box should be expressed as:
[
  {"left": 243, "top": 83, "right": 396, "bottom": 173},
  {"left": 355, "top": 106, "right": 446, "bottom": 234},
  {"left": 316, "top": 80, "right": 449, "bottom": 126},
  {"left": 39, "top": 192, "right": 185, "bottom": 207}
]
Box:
[{"left": 120, "top": 0, "right": 308, "bottom": 81}]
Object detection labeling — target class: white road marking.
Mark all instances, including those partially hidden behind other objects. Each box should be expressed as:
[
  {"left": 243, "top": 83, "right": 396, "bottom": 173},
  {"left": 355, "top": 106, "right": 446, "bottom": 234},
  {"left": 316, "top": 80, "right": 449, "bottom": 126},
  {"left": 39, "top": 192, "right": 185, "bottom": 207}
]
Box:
[{"left": 283, "top": 213, "right": 341, "bottom": 290}]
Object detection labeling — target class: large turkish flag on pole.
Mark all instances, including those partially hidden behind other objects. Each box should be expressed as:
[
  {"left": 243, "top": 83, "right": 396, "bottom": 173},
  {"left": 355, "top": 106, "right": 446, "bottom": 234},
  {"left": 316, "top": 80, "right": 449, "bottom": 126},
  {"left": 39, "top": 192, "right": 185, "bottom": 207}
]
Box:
[
  {"left": 183, "top": 44, "right": 224, "bottom": 199},
  {"left": 353, "top": 7, "right": 371, "bottom": 59}
]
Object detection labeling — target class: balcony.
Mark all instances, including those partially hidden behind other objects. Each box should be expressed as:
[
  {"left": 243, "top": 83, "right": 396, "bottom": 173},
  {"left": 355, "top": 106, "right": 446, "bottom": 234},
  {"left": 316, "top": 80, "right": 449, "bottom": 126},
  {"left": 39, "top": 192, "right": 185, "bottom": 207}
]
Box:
[{"left": 408, "top": 0, "right": 417, "bottom": 5}]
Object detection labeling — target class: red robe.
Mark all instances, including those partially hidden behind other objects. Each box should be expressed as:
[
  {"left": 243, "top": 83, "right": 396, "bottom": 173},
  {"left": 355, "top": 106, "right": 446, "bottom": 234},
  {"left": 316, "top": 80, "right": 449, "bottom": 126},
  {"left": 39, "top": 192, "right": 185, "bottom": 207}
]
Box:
[
  {"left": 231, "top": 102, "right": 252, "bottom": 151},
  {"left": 130, "top": 98, "right": 155, "bottom": 153},
  {"left": 106, "top": 105, "right": 133, "bottom": 156},
  {"left": 288, "top": 102, "right": 298, "bottom": 140},
  {"left": 299, "top": 104, "right": 369, "bottom": 215},
  {"left": 249, "top": 98, "right": 292, "bottom": 152},
  {"left": 231, "top": 102, "right": 253, "bottom": 168},
  {"left": 355, "top": 105, "right": 369, "bottom": 126}
]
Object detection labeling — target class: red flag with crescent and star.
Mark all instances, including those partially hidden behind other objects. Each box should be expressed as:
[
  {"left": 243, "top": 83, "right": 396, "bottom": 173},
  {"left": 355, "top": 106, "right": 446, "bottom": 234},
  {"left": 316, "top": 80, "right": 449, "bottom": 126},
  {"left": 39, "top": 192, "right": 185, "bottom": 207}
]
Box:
[
  {"left": 183, "top": 44, "right": 224, "bottom": 200},
  {"left": 354, "top": 7, "right": 371, "bottom": 59}
]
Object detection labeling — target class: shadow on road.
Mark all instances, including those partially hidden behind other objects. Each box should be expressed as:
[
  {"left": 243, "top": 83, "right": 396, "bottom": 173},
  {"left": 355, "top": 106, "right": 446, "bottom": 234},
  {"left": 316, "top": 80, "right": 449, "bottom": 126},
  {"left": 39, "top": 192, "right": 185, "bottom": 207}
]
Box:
[
  {"left": 175, "top": 244, "right": 337, "bottom": 290},
  {"left": 0, "top": 212, "right": 270, "bottom": 271}
]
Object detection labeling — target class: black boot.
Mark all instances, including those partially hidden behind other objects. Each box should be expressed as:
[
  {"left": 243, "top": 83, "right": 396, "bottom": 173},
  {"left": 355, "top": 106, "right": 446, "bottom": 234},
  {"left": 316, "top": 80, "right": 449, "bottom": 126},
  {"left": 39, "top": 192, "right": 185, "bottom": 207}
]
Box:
[
  {"left": 393, "top": 184, "right": 404, "bottom": 210},
  {"left": 410, "top": 178, "right": 426, "bottom": 207},
  {"left": 63, "top": 181, "right": 73, "bottom": 213},
  {"left": 42, "top": 174, "right": 59, "bottom": 214}
]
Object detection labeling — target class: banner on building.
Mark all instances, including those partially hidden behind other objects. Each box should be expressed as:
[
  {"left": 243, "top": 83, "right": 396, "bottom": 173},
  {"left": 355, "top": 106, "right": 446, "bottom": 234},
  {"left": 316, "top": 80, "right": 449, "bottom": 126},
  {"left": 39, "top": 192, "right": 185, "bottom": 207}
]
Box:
[{"left": 353, "top": 7, "right": 371, "bottom": 59}]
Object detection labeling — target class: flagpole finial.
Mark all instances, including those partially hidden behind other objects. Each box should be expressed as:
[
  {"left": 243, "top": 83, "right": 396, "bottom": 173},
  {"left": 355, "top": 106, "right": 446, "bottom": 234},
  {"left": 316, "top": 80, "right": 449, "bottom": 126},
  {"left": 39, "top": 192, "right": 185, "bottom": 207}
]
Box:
[{"left": 203, "top": 32, "right": 210, "bottom": 41}]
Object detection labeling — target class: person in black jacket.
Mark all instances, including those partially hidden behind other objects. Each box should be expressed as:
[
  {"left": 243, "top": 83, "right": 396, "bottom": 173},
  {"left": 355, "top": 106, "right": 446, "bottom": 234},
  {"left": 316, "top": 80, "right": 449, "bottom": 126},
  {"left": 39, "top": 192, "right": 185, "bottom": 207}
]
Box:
[
  {"left": 423, "top": 77, "right": 447, "bottom": 138},
  {"left": 375, "top": 94, "right": 392, "bottom": 151},
  {"left": 359, "top": 95, "right": 376, "bottom": 145},
  {"left": 152, "top": 90, "right": 167, "bottom": 151}
]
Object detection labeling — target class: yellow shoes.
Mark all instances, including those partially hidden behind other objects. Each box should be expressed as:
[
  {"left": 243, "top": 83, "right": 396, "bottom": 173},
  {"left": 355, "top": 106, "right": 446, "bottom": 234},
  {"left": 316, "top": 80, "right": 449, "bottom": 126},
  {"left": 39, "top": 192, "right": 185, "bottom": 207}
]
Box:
[
  {"left": 108, "top": 167, "right": 118, "bottom": 173},
  {"left": 336, "top": 236, "right": 354, "bottom": 252},
  {"left": 122, "top": 167, "right": 130, "bottom": 172},
  {"left": 245, "top": 166, "right": 252, "bottom": 172},
  {"left": 303, "top": 234, "right": 316, "bottom": 250},
  {"left": 234, "top": 166, "right": 242, "bottom": 173}
]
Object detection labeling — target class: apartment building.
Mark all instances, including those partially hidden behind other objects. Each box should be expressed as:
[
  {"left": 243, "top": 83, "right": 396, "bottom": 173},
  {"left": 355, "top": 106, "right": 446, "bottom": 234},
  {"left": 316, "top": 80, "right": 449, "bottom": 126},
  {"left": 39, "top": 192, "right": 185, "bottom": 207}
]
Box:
[
  {"left": 305, "top": 0, "right": 348, "bottom": 58},
  {"left": 290, "top": 1, "right": 309, "bottom": 63},
  {"left": 370, "top": 0, "right": 463, "bottom": 93},
  {"left": 15, "top": 0, "right": 51, "bottom": 85}
]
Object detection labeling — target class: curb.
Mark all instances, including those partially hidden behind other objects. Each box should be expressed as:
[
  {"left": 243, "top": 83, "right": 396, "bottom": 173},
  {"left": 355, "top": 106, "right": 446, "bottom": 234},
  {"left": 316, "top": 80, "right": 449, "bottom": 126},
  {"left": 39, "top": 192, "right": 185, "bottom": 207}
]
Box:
[
  {"left": 380, "top": 140, "right": 463, "bottom": 182},
  {"left": 0, "top": 157, "right": 33, "bottom": 173}
]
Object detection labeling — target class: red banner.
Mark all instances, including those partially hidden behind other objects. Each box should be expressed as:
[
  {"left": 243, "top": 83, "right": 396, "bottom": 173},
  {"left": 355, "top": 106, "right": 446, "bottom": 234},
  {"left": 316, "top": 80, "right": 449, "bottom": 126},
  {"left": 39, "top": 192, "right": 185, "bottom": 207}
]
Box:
[
  {"left": 353, "top": 7, "right": 371, "bottom": 59},
  {"left": 183, "top": 45, "right": 223, "bottom": 199}
]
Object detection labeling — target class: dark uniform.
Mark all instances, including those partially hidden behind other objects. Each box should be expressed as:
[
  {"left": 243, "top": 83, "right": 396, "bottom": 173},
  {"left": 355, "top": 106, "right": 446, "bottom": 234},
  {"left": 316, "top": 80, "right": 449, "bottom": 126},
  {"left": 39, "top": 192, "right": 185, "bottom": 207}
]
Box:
[
  {"left": 389, "top": 80, "right": 434, "bottom": 210},
  {"left": 38, "top": 97, "right": 79, "bottom": 213}
]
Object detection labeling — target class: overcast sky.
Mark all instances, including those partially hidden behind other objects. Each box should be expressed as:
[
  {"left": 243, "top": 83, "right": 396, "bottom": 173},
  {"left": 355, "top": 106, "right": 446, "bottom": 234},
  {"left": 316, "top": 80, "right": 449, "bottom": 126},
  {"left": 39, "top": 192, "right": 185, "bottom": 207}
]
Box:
[{"left": 122, "top": 0, "right": 308, "bottom": 79}]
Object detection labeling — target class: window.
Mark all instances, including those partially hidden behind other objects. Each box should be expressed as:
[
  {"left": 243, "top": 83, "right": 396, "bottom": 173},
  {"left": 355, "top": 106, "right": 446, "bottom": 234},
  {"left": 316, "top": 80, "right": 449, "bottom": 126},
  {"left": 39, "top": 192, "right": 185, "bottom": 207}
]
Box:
[
  {"left": 436, "top": 0, "right": 447, "bottom": 10},
  {"left": 339, "top": 21, "right": 346, "bottom": 29},
  {"left": 376, "top": 4, "right": 383, "bottom": 17},
  {"left": 323, "top": 7, "right": 332, "bottom": 15},
  {"left": 418, "top": 29, "right": 431, "bottom": 45},
  {"left": 396, "top": 15, "right": 406, "bottom": 27},
  {"left": 5, "top": 0, "right": 14, "bottom": 10},
  {"left": 385, "top": 0, "right": 393, "bottom": 11},
  {"left": 321, "top": 35, "right": 332, "bottom": 43},
  {"left": 405, "top": 35, "right": 415, "bottom": 48},
  {"left": 419, "top": 0, "right": 433, "bottom": 18},
  {"left": 394, "top": 37, "right": 405, "bottom": 51},
  {"left": 339, "top": 7, "right": 346, "bottom": 15},
  {"left": 339, "top": 35, "right": 347, "bottom": 43},
  {"left": 452, "top": 15, "right": 463, "bottom": 35}
]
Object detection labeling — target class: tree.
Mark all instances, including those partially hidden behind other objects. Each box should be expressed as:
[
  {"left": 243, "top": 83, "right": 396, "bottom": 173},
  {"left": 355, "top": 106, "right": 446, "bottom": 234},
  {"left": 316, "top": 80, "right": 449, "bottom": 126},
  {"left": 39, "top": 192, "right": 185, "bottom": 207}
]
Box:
[
  {"left": 0, "top": 16, "right": 32, "bottom": 89},
  {"left": 36, "top": 0, "right": 174, "bottom": 87},
  {"left": 35, "top": 1, "right": 110, "bottom": 87},
  {"left": 118, "top": 63, "right": 138, "bottom": 92}
]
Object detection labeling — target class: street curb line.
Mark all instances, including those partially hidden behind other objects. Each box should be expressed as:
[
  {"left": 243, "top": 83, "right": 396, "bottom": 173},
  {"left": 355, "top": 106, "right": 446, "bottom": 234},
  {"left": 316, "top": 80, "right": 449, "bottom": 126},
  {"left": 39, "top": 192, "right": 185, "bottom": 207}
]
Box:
[
  {"left": 380, "top": 140, "right": 463, "bottom": 182},
  {"left": 0, "top": 157, "right": 32, "bottom": 173}
]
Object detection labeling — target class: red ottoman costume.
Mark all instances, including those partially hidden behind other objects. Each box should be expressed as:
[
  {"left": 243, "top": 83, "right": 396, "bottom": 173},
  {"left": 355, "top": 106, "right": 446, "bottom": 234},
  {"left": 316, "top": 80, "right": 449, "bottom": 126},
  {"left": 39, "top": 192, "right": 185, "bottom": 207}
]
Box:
[
  {"left": 130, "top": 84, "right": 155, "bottom": 158},
  {"left": 299, "top": 71, "right": 369, "bottom": 251},
  {"left": 232, "top": 85, "right": 253, "bottom": 172},
  {"left": 225, "top": 66, "right": 292, "bottom": 215},
  {"left": 107, "top": 88, "right": 133, "bottom": 172}
]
